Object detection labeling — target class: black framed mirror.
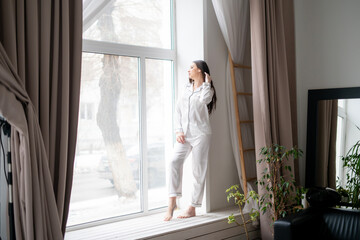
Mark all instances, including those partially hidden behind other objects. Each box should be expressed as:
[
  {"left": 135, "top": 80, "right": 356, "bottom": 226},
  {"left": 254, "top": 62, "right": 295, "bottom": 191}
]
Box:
[{"left": 305, "top": 87, "right": 360, "bottom": 188}]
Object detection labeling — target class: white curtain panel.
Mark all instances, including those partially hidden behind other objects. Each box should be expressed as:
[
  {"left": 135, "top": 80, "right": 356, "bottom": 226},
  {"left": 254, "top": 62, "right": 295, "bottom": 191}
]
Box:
[{"left": 212, "top": 0, "right": 257, "bottom": 212}]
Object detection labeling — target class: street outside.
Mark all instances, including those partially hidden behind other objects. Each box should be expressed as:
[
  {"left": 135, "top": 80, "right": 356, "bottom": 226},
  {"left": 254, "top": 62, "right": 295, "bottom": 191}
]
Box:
[{"left": 68, "top": 152, "right": 167, "bottom": 226}]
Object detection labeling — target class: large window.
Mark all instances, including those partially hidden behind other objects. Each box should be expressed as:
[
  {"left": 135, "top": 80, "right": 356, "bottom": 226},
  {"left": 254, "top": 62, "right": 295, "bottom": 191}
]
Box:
[{"left": 68, "top": 0, "right": 175, "bottom": 227}]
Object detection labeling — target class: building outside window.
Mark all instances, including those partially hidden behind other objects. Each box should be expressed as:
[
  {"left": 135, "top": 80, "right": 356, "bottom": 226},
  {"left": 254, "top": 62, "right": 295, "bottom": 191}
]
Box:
[{"left": 68, "top": 0, "right": 175, "bottom": 227}]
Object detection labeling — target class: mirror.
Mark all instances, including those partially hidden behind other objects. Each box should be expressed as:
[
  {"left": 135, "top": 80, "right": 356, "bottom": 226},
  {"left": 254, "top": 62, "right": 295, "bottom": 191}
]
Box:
[{"left": 305, "top": 87, "right": 360, "bottom": 188}]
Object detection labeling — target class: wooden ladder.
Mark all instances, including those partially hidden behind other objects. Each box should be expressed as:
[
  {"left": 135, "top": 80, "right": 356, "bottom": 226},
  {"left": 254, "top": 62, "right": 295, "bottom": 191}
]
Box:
[{"left": 228, "top": 51, "right": 256, "bottom": 196}]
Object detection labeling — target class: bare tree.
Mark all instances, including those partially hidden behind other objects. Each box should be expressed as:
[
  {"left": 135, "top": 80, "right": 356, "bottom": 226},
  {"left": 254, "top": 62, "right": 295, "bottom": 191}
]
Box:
[{"left": 96, "top": 3, "right": 136, "bottom": 197}]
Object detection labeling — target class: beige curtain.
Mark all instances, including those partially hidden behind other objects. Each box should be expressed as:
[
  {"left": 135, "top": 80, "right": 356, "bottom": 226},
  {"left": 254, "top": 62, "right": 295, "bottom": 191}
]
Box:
[
  {"left": 211, "top": 0, "right": 258, "bottom": 211},
  {"left": 315, "top": 100, "right": 338, "bottom": 189},
  {"left": 250, "top": 0, "right": 298, "bottom": 239},
  {"left": 0, "top": 0, "right": 82, "bottom": 239}
]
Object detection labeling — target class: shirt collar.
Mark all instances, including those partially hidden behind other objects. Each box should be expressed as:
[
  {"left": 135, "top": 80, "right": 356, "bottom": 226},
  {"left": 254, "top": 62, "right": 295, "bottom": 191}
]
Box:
[{"left": 186, "top": 82, "right": 203, "bottom": 93}]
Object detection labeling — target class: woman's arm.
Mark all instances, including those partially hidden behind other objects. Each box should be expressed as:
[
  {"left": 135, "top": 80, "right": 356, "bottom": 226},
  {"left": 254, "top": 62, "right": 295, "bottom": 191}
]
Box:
[
  {"left": 174, "top": 101, "right": 186, "bottom": 143},
  {"left": 174, "top": 101, "right": 183, "bottom": 133},
  {"left": 199, "top": 73, "right": 214, "bottom": 104},
  {"left": 199, "top": 82, "right": 214, "bottom": 104}
]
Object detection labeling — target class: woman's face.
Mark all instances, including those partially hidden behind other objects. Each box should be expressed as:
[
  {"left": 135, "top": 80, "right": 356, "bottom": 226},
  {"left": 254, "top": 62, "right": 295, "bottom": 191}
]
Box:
[{"left": 188, "top": 62, "right": 202, "bottom": 80}]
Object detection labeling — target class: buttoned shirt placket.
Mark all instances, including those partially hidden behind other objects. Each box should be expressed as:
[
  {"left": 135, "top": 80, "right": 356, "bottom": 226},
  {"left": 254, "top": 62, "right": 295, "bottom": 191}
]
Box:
[{"left": 186, "top": 87, "right": 194, "bottom": 134}]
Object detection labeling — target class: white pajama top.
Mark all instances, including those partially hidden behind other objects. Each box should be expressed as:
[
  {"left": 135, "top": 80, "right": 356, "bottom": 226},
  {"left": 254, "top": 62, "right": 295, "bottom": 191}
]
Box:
[{"left": 175, "top": 82, "right": 214, "bottom": 136}]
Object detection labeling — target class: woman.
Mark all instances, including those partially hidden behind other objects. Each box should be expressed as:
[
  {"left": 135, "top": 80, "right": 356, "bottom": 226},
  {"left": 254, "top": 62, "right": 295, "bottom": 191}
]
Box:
[{"left": 164, "top": 60, "right": 217, "bottom": 221}]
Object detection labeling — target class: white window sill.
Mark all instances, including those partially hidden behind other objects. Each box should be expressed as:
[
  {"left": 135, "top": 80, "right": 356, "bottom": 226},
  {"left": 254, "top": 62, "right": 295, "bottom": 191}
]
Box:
[{"left": 65, "top": 207, "right": 260, "bottom": 240}]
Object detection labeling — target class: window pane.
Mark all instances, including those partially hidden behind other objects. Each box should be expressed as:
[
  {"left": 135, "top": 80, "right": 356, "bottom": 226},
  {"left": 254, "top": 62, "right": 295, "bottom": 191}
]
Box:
[
  {"left": 145, "top": 59, "right": 173, "bottom": 209},
  {"left": 338, "top": 99, "right": 345, "bottom": 108},
  {"left": 68, "top": 53, "right": 140, "bottom": 226},
  {"left": 83, "top": 0, "right": 172, "bottom": 49},
  {"left": 336, "top": 116, "right": 343, "bottom": 184}
]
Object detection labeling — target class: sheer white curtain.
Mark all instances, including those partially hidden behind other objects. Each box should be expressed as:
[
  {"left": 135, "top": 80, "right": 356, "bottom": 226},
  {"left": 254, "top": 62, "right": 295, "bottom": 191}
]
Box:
[{"left": 212, "top": 0, "right": 257, "bottom": 211}]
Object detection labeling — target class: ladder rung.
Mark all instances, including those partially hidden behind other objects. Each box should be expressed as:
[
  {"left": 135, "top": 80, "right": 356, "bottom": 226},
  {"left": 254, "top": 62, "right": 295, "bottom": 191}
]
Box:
[
  {"left": 243, "top": 148, "right": 255, "bottom": 152},
  {"left": 239, "top": 120, "right": 254, "bottom": 124},
  {"left": 234, "top": 63, "right": 251, "bottom": 69},
  {"left": 237, "top": 92, "right": 252, "bottom": 96},
  {"left": 246, "top": 177, "right": 257, "bottom": 182}
]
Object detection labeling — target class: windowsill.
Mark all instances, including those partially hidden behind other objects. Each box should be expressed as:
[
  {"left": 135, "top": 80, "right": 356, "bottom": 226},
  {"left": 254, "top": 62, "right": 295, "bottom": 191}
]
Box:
[{"left": 65, "top": 207, "right": 260, "bottom": 240}]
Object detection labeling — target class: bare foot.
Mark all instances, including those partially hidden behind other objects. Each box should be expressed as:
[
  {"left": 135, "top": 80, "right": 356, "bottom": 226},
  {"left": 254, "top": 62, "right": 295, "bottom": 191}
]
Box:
[
  {"left": 164, "top": 197, "right": 177, "bottom": 221},
  {"left": 177, "top": 206, "right": 196, "bottom": 219}
]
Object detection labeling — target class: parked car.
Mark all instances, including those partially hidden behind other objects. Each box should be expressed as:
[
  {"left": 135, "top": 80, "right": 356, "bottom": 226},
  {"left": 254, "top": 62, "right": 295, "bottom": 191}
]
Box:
[
  {"left": 97, "top": 143, "right": 166, "bottom": 189},
  {"left": 97, "top": 155, "right": 114, "bottom": 185}
]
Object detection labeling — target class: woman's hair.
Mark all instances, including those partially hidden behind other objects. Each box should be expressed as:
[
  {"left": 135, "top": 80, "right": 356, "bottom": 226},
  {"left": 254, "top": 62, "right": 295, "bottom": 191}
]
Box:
[{"left": 189, "top": 60, "right": 217, "bottom": 115}]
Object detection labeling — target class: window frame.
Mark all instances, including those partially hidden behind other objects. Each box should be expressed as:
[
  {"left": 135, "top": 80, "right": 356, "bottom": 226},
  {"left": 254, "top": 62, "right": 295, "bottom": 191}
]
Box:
[{"left": 68, "top": 0, "right": 176, "bottom": 230}]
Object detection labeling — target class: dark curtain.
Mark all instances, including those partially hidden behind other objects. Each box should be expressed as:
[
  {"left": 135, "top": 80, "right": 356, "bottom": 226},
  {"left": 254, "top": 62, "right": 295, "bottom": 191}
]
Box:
[
  {"left": 0, "top": 0, "right": 82, "bottom": 238},
  {"left": 315, "top": 100, "right": 338, "bottom": 189},
  {"left": 250, "top": 0, "right": 298, "bottom": 239}
]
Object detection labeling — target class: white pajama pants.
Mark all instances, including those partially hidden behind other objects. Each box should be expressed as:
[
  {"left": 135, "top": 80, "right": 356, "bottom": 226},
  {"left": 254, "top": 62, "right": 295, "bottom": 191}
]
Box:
[{"left": 168, "top": 131, "right": 211, "bottom": 207}]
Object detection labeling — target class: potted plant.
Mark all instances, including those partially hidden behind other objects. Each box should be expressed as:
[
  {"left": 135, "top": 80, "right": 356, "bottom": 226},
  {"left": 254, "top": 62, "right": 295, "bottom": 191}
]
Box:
[
  {"left": 336, "top": 185, "right": 350, "bottom": 204},
  {"left": 340, "top": 140, "right": 360, "bottom": 208},
  {"left": 226, "top": 185, "right": 259, "bottom": 240},
  {"left": 256, "top": 144, "right": 305, "bottom": 223}
]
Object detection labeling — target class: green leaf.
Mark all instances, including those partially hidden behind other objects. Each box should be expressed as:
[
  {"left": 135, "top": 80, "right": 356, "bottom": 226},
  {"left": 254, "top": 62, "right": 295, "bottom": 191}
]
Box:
[{"left": 228, "top": 214, "right": 236, "bottom": 224}]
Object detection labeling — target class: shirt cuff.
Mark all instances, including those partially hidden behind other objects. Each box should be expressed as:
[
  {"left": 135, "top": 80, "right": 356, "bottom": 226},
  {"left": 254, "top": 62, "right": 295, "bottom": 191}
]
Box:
[{"left": 175, "top": 128, "right": 183, "bottom": 133}]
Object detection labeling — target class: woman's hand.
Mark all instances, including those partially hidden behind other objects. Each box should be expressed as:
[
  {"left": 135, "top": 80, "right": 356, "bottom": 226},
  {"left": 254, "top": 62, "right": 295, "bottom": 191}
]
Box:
[
  {"left": 205, "top": 72, "right": 212, "bottom": 83},
  {"left": 176, "top": 132, "right": 185, "bottom": 144}
]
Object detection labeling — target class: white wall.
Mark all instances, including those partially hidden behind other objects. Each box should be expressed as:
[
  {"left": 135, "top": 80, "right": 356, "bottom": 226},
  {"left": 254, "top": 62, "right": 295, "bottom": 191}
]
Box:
[
  {"left": 294, "top": 0, "right": 360, "bottom": 185},
  {"left": 175, "top": 0, "right": 204, "bottom": 90},
  {"left": 175, "top": 0, "right": 239, "bottom": 212}
]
